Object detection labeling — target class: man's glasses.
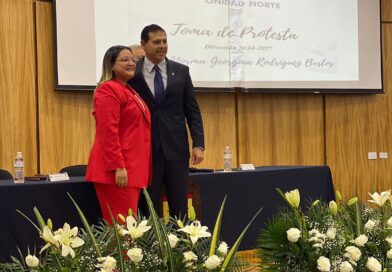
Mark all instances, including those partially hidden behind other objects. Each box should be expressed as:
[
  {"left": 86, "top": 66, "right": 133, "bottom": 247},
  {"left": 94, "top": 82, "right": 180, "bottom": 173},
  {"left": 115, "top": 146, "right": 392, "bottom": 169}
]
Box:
[{"left": 115, "top": 57, "right": 142, "bottom": 63}]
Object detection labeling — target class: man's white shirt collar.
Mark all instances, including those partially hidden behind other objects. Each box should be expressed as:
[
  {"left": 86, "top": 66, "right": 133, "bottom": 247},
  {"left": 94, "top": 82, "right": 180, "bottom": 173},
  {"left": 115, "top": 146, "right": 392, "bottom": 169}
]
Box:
[{"left": 143, "top": 57, "right": 166, "bottom": 73}]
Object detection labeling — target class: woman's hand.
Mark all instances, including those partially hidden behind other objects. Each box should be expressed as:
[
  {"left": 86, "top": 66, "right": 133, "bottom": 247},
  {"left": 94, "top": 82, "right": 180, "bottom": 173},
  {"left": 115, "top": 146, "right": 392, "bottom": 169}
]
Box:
[{"left": 115, "top": 168, "right": 128, "bottom": 188}]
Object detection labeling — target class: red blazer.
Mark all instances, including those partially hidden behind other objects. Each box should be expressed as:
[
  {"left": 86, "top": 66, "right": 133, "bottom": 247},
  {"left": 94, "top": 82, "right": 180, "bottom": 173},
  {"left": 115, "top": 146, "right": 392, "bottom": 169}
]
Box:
[{"left": 86, "top": 79, "right": 151, "bottom": 188}]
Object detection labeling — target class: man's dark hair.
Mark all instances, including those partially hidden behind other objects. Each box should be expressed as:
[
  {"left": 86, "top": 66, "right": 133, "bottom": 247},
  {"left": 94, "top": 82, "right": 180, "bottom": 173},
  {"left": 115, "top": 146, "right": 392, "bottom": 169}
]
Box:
[{"left": 141, "top": 24, "right": 166, "bottom": 42}]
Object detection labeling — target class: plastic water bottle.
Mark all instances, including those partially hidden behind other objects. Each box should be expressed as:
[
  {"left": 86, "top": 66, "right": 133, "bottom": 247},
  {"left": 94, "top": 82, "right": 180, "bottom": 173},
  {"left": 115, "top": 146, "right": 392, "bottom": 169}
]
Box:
[
  {"left": 224, "top": 146, "right": 232, "bottom": 172},
  {"left": 13, "top": 151, "right": 24, "bottom": 184}
]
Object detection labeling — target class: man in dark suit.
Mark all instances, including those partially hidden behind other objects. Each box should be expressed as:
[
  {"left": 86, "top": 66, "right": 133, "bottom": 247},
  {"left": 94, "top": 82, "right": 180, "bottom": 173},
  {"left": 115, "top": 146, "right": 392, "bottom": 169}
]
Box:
[{"left": 129, "top": 24, "right": 205, "bottom": 218}]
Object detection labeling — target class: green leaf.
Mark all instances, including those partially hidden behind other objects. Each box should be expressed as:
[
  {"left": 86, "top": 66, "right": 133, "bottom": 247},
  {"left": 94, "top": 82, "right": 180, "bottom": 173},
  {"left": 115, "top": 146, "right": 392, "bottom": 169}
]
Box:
[
  {"left": 67, "top": 193, "right": 102, "bottom": 257},
  {"left": 16, "top": 210, "right": 41, "bottom": 233},
  {"left": 107, "top": 206, "right": 124, "bottom": 272},
  {"left": 220, "top": 207, "right": 262, "bottom": 271},
  {"left": 143, "top": 188, "right": 174, "bottom": 271},
  {"left": 31, "top": 207, "right": 47, "bottom": 231},
  {"left": 209, "top": 195, "right": 227, "bottom": 256}
]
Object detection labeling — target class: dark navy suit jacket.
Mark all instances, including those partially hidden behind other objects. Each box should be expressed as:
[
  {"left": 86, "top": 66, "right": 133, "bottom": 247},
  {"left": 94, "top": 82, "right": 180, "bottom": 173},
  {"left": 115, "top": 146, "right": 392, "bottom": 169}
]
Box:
[{"left": 128, "top": 58, "right": 204, "bottom": 161}]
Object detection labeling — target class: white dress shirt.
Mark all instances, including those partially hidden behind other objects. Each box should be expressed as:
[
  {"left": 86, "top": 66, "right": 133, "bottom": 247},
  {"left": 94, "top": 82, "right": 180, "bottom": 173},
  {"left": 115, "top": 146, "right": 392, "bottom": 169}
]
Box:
[{"left": 142, "top": 57, "right": 167, "bottom": 97}]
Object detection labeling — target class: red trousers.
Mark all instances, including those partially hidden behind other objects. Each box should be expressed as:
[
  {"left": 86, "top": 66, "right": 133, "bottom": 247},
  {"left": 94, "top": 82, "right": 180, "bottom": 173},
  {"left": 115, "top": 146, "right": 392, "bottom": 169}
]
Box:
[{"left": 93, "top": 183, "right": 141, "bottom": 224}]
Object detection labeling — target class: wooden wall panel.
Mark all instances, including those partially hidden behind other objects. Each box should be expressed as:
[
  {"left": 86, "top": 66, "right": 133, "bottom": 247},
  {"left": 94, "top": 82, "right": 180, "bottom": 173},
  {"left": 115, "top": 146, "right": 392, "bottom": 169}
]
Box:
[
  {"left": 382, "top": 0, "right": 392, "bottom": 22},
  {"left": 325, "top": 24, "right": 392, "bottom": 200},
  {"left": 193, "top": 93, "right": 237, "bottom": 170},
  {"left": 36, "top": 2, "right": 95, "bottom": 174},
  {"left": 238, "top": 93, "right": 324, "bottom": 166},
  {"left": 0, "top": 0, "right": 37, "bottom": 176}
]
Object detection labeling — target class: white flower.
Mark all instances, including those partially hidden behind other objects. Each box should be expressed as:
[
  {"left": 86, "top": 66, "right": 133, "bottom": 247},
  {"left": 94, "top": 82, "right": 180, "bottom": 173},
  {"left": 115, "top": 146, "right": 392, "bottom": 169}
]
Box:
[
  {"left": 178, "top": 220, "right": 211, "bottom": 244},
  {"left": 25, "top": 255, "right": 39, "bottom": 268},
  {"left": 388, "top": 217, "right": 392, "bottom": 227},
  {"left": 217, "top": 242, "right": 228, "bottom": 256},
  {"left": 344, "top": 246, "right": 361, "bottom": 262},
  {"left": 364, "top": 220, "right": 376, "bottom": 231},
  {"left": 96, "top": 256, "right": 117, "bottom": 272},
  {"left": 204, "top": 255, "right": 222, "bottom": 270},
  {"left": 326, "top": 228, "right": 336, "bottom": 239},
  {"left": 54, "top": 223, "right": 85, "bottom": 258},
  {"left": 317, "top": 256, "right": 331, "bottom": 272},
  {"left": 309, "top": 229, "right": 320, "bottom": 236},
  {"left": 127, "top": 247, "right": 143, "bottom": 263},
  {"left": 287, "top": 228, "right": 301, "bottom": 243},
  {"left": 368, "top": 190, "right": 391, "bottom": 207},
  {"left": 366, "top": 257, "right": 382, "bottom": 272},
  {"left": 168, "top": 233, "right": 179, "bottom": 248},
  {"left": 122, "top": 216, "right": 151, "bottom": 240},
  {"left": 313, "top": 243, "right": 323, "bottom": 248},
  {"left": 339, "top": 261, "right": 353, "bottom": 272},
  {"left": 285, "top": 189, "right": 300, "bottom": 208},
  {"left": 183, "top": 251, "right": 198, "bottom": 262},
  {"left": 117, "top": 224, "right": 127, "bottom": 237},
  {"left": 354, "top": 234, "right": 368, "bottom": 247},
  {"left": 40, "top": 226, "right": 61, "bottom": 253},
  {"left": 386, "top": 236, "right": 392, "bottom": 245},
  {"left": 387, "top": 249, "right": 392, "bottom": 259}
]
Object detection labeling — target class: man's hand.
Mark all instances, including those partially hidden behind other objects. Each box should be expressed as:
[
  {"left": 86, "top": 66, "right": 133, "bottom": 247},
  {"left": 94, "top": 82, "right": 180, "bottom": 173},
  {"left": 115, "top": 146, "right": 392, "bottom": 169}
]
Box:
[
  {"left": 115, "top": 168, "right": 128, "bottom": 188},
  {"left": 191, "top": 147, "right": 204, "bottom": 165}
]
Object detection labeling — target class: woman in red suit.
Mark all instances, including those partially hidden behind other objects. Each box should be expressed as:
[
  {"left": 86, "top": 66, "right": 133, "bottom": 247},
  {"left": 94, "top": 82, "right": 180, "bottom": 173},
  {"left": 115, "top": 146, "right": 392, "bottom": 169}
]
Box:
[{"left": 86, "top": 45, "right": 151, "bottom": 223}]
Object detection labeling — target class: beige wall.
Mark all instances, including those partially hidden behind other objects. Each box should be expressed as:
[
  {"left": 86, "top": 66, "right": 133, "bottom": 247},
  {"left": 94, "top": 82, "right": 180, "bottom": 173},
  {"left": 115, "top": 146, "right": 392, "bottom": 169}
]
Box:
[{"left": 0, "top": 0, "right": 391, "bottom": 200}]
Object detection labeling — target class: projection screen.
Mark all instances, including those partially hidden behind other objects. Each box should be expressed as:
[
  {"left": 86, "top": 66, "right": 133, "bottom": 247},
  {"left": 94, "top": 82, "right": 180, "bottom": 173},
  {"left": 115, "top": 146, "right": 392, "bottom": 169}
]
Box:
[{"left": 53, "top": 0, "right": 383, "bottom": 93}]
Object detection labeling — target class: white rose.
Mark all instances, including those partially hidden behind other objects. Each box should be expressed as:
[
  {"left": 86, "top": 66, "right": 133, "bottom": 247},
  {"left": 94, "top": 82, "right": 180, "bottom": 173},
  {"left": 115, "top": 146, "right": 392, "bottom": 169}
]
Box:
[
  {"left": 25, "top": 255, "right": 39, "bottom": 268},
  {"left": 317, "top": 256, "right": 331, "bottom": 272},
  {"left": 168, "top": 233, "right": 179, "bottom": 248},
  {"left": 354, "top": 234, "right": 368, "bottom": 247},
  {"left": 287, "top": 228, "right": 301, "bottom": 243},
  {"left": 388, "top": 217, "right": 392, "bottom": 227},
  {"left": 387, "top": 249, "right": 392, "bottom": 259},
  {"left": 344, "top": 246, "right": 361, "bottom": 262},
  {"left": 96, "top": 256, "right": 117, "bottom": 271},
  {"left": 364, "top": 220, "right": 376, "bottom": 231},
  {"left": 339, "top": 261, "right": 353, "bottom": 272},
  {"left": 183, "top": 251, "right": 198, "bottom": 262},
  {"left": 127, "top": 247, "right": 143, "bottom": 263},
  {"left": 217, "top": 242, "right": 228, "bottom": 256},
  {"left": 386, "top": 236, "right": 392, "bottom": 245},
  {"left": 204, "top": 255, "right": 221, "bottom": 270},
  {"left": 366, "top": 257, "right": 382, "bottom": 272},
  {"left": 326, "top": 228, "right": 336, "bottom": 239}
]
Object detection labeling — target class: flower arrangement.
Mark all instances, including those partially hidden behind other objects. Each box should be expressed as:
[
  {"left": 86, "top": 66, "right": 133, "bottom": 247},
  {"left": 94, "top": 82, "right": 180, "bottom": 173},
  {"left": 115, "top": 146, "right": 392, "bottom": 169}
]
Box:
[
  {"left": 258, "top": 188, "right": 392, "bottom": 272},
  {"left": 0, "top": 190, "right": 261, "bottom": 272}
]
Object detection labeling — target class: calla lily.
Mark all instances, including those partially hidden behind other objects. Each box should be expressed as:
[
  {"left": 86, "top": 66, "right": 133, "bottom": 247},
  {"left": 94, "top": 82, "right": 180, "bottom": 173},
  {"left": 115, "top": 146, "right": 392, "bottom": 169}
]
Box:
[
  {"left": 178, "top": 220, "right": 211, "bottom": 244},
  {"left": 348, "top": 197, "right": 358, "bottom": 206},
  {"left": 25, "top": 255, "right": 39, "bottom": 268},
  {"left": 368, "top": 190, "right": 391, "bottom": 207},
  {"left": 335, "top": 190, "right": 342, "bottom": 201},
  {"left": 168, "top": 233, "right": 179, "bottom": 248},
  {"left": 329, "top": 201, "right": 338, "bottom": 215},
  {"left": 285, "top": 189, "right": 300, "bottom": 208},
  {"left": 121, "top": 216, "right": 151, "bottom": 240},
  {"left": 188, "top": 206, "right": 196, "bottom": 221},
  {"left": 54, "top": 223, "right": 85, "bottom": 258}
]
